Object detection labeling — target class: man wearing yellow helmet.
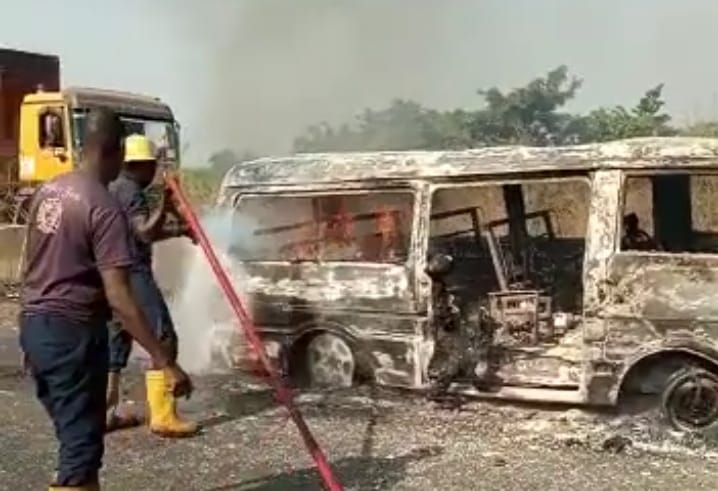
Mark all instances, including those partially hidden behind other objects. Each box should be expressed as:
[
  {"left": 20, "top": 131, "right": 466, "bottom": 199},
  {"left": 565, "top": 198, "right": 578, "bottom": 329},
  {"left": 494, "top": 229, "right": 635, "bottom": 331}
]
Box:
[{"left": 106, "top": 133, "right": 198, "bottom": 437}]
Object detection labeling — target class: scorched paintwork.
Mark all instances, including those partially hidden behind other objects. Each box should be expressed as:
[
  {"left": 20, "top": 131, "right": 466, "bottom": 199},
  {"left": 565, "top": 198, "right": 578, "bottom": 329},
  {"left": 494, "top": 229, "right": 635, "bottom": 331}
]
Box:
[
  {"left": 223, "top": 137, "right": 718, "bottom": 187},
  {"left": 217, "top": 137, "right": 718, "bottom": 418}
]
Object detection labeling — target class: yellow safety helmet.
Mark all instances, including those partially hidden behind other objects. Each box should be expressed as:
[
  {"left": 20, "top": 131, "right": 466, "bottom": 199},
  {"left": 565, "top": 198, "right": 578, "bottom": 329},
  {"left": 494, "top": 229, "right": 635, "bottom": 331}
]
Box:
[{"left": 124, "top": 134, "right": 156, "bottom": 163}]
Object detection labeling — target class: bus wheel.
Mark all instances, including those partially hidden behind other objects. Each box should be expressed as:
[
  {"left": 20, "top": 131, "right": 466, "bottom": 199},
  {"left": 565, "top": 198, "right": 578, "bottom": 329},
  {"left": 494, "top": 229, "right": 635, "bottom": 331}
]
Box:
[
  {"left": 661, "top": 368, "right": 718, "bottom": 432},
  {"left": 305, "top": 332, "right": 355, "bottom": 388}
]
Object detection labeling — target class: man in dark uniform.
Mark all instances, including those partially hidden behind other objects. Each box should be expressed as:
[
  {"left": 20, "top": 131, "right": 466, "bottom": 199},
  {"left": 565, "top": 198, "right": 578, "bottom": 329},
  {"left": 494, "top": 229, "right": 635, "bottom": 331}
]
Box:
[
  {"left": 19, "top": 109, "right": 192, "bottom": 491},
  {"left": 106, "top": 134, "right": 198, "bottom": 437}
]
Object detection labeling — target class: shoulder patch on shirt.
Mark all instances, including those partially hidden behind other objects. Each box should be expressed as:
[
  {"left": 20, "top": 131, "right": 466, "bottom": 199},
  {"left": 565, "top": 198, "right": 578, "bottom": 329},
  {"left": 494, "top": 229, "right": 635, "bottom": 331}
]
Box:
[{"left": 35, "top": 197, "right": 63, "bottom": 235}]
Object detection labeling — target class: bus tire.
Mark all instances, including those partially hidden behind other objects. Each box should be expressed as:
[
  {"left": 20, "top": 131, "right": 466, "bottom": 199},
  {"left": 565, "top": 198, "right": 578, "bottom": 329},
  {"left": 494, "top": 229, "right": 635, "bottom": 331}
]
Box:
[
  {"left": 661, "top": 367, "right": 718, "bottom": 433},
  {"left": 305, "top": 332, "right": 355, "bottom": 388}
]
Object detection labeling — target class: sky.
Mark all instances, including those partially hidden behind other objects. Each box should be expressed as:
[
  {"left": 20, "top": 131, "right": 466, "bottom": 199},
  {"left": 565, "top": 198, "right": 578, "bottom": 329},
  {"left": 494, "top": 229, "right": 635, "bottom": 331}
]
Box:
[{"left": 3, "top": 0, "right": 718, "bottom": 166}]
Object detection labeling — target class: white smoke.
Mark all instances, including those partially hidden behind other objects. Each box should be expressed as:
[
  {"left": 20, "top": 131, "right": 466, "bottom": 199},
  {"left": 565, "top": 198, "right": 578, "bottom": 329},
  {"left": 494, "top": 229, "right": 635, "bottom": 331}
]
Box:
[
  {"left": 172, "top": 250, "right": 240, "bottom": 374},
  {"left": 172, "top": 208, "right": 260, "bottom": 375},
  {"left": 129, "top": 207, "right": 261, "bottom": 375}
]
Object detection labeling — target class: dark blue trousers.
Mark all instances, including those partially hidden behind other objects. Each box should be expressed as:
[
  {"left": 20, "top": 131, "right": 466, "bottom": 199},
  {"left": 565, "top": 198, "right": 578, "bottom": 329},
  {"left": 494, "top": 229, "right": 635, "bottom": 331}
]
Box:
[
  {"left": 19, "top": 312, "right": 108, "bottom": 486},
  {"left": 108, "top": 268, "right": 177, "bottom": 372}
]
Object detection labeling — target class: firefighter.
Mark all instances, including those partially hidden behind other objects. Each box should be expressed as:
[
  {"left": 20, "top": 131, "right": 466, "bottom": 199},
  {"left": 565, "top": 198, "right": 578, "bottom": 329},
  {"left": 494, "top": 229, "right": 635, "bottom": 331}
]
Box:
[
  {"left": 19, "top": 108, "right": 192, "bottom": 490},
  {"left": 106, "top": 134, "right": 198, "bottom": 437}
]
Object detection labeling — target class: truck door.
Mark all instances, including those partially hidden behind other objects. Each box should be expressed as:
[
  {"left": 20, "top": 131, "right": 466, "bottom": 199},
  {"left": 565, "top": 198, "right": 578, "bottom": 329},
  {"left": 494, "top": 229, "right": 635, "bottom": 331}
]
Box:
[{"left": 19, "top": 103, "right": 72, "bottom": 182}]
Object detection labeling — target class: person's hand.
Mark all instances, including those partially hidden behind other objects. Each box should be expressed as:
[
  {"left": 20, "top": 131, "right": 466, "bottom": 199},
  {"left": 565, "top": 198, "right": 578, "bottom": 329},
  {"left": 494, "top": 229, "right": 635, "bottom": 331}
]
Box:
[
  {"left": 161, "top": 186, "right": 177, "bottom": 213},
  {"left": 180, "top": 223, "right": 199, "bottom": 245},
  {"left": 164, "top": 364, "right": 194, "bottom": 399}
]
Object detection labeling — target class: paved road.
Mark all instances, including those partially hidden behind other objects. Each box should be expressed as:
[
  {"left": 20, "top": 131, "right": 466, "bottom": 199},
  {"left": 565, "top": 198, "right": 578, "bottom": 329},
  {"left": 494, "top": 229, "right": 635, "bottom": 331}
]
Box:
[
  {"left": 2, "top": 366, "right": 718, "bottom": 490},
  {"left": 2, "top": 298, "right": 718, "bottom": 490}
]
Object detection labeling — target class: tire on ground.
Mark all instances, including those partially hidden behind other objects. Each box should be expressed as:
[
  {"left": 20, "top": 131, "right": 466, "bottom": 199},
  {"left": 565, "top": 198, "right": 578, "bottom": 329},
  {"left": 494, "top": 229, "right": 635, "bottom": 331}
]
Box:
[
  {"left": 618, "top": 351, "right": 718, "bottom": 433},
  {"left": 661, "top": 367, "right": 718, "bottom": 433},
  {"left": 302, "top": 331, "right": 356, "bottom": 388}
]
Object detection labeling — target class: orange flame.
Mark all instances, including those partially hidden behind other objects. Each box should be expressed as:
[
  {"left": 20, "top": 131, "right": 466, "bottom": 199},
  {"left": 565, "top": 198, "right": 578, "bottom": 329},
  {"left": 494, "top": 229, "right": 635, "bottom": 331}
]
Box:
[
  {"left": 324, "top": 208, "right": 354, "bottom": 246},
  {"left": 375, "top": 205, "right": 401, "bottom": 260}
]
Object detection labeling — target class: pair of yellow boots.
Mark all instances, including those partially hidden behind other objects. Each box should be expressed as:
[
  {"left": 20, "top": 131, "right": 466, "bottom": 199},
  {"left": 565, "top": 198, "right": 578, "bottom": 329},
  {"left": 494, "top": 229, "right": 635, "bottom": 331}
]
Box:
[{"left": 49, "top": 369, "right": 197, "bottom": 490}]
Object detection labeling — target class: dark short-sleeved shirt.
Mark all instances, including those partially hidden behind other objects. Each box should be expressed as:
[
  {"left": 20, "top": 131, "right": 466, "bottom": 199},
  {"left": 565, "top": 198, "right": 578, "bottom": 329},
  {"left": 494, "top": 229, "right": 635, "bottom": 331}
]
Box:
[
  {"left": 21, "top": 171, "right": 133, "bottom": 322},
  {"left": 108, "top": 173, "right": 152, "bottom": 271}
]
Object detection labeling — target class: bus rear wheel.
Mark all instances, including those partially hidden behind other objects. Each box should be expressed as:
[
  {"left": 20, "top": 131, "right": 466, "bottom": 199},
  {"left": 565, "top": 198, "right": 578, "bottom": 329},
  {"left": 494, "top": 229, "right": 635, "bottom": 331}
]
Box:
[{"left": 662, "top": 368, "right": 718, "bottom": 432}]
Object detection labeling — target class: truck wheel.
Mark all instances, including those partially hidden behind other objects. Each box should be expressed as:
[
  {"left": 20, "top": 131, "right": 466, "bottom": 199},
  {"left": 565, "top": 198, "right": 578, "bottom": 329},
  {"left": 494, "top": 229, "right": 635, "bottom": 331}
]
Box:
[
  {"left": 661, "top": 367, "right": 718, "bottom": 432},
  {"left": 306, "top": 332, "right": 355, "bottom": 388}
]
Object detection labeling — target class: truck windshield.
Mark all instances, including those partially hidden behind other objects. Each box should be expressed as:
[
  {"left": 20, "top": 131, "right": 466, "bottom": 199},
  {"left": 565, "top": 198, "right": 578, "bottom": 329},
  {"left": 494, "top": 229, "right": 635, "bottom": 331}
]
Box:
[{"left": 71, "top": 110, "right": 180, "bottom": 164}]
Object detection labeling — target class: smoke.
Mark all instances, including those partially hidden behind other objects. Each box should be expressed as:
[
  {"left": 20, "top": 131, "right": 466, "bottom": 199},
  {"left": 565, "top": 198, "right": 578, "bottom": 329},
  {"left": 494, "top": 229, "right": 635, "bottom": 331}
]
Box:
[
  {"left": 170, "top": 208, "right": 259, "bottom": 375},
  {"left": 160, "top": 0, "right": 718, "bottom": 161},
  {"left": 167, "top": 0, "right": 501, "bottom": 157}
]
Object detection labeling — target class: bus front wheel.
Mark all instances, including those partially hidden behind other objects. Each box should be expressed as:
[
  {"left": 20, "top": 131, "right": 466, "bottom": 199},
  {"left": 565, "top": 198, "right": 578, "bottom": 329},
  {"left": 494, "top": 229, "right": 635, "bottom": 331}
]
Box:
[{"left": 305, "top": 332, "right": 356, "bottom": 388}]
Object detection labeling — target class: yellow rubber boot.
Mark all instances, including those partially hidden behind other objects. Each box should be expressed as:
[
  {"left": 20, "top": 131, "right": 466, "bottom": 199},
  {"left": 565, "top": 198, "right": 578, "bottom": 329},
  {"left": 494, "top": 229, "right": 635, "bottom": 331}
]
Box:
[{"left": 145, "top": 369, "right": 198, "bottom": 438}]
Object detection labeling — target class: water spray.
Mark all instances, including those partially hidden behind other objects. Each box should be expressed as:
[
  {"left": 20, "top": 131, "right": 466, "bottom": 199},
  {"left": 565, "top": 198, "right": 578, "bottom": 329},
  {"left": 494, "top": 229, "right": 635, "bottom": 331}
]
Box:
[{"left": 164, "top": 172, "right": 344, "bottom": 491}]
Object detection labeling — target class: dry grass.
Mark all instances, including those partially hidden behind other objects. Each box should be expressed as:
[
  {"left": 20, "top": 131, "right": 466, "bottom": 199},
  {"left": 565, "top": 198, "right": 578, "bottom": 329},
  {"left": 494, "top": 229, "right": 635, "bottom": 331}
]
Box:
[{"left": 178, "top": 168, "right": 222, "bottom": 206}]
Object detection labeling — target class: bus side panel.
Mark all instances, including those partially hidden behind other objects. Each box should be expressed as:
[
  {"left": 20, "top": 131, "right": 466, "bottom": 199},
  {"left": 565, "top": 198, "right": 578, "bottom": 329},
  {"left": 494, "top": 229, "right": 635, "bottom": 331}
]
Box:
[
  {"left": 242, "top": 262, "right": 419, "bottom": 318},
  {"left": 251, "top": 313, "right": 428, "bottom": 388}
]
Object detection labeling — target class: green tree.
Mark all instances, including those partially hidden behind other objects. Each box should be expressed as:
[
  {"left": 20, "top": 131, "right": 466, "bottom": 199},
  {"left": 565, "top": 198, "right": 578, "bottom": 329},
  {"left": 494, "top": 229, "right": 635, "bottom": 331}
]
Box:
[
  {"left": 293, "top": 66, "right": 586, "bottom": 152},
  {"left": 681, "top": 121, "right": 718, "bottom": 137},
  {"left": 579, "top": 84, "right": 675, "bottom": 142},
  {"left": 292, "top": 66, "right": 681, "bottom": 154},
  {"left": 208, "top": 148, "right": 259, "bottom": 176},
  {"left": 294, "top": 99, "right": 450, "bottom": 152},
  {"left": 421, "top": 109, "right": 475, "bottom": 149},
  {"left": 469, "top": 65, "right": 583, "bottom": 146}
]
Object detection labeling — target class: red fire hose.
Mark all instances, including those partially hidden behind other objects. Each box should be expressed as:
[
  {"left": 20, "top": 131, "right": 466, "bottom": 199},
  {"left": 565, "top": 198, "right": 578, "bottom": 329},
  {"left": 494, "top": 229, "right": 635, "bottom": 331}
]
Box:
[{"left": 164, "top": 173, "right": 344, "bottom": 491}]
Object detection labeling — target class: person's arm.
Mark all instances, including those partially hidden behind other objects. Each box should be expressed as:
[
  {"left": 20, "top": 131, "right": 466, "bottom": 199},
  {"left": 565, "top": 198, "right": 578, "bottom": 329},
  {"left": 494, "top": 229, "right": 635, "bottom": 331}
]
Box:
[
  {"left": 130, "top": 188, "right": 170, "bottom": 243},
  {"left": 132, "top": 188, "right": 193, "bottom": 243},
  {"left": 92, "top": 202, "right": 192, "bottom": 395},
  {"left": 91, "top": 205, "right": 169, "bottom": 364},
  {"left": 100, "top": 267, "right": 171, "bottom": 368},
  {"left": 638, "top": 230, "right": 659, "bottom": 250}
]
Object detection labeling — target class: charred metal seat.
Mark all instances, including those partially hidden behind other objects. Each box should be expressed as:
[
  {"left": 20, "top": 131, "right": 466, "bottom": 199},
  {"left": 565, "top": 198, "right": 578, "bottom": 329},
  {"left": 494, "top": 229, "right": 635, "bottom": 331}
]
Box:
[
  {"left": 488, "top": 291, "right": 552, "bottom": 344},
  {"left": 483, "top": 215, "right": 554, "bottom": 345}
]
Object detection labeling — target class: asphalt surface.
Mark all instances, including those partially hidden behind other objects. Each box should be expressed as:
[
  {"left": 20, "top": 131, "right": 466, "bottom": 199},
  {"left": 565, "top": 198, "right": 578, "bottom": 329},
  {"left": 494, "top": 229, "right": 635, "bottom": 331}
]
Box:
[{"left": 2, "top": 299, "right": 718, "bottom": 490}]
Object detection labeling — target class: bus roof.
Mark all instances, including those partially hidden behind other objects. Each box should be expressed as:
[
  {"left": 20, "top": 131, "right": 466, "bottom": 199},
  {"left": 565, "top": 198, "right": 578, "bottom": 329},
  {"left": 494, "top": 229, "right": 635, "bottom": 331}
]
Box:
[{"left": 222, "top": 137, "right": 718, "bottom": 188}]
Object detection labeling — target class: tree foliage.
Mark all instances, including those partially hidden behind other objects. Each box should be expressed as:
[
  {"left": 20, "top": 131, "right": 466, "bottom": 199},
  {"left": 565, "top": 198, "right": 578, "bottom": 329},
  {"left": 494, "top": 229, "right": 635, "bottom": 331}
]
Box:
[
  {"left": 293, "top": 100, "right": 473, "bottom": 152},
  {"left": 292, "top": 66, "right": 700, "bottom": 153},
  {"left": 194, "top": 67, "right": 718, "bottom": 201},
  {"left": 208, "top": 148, "right": 259, "bottom": 176},
  {"left": 578, "top": 84, "right": 675, "bottom": 142},
  {"left": 470, "top": 66, "right": 583, "bottom": 146},
  {"left": 681, "top": 121, "right": 718, "bottom": 138}
]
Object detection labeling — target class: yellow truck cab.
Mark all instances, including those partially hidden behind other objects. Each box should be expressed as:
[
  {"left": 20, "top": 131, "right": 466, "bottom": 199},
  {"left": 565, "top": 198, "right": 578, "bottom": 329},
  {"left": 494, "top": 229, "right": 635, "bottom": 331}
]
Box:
[{"left": 19, "top": 87, "right": 180, "bottom": 184}]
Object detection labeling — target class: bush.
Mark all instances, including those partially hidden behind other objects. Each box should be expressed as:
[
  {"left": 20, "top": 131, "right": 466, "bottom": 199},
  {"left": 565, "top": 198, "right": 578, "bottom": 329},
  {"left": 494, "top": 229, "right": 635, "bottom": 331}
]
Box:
[{"left": 179, "top": 168, "right": 223, "bottom": 206}]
